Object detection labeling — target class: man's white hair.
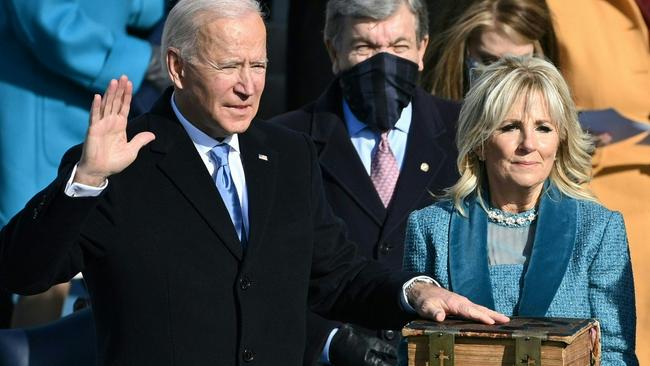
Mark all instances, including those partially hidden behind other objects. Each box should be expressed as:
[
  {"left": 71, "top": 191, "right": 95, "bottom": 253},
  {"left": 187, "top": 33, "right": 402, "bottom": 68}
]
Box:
[{"left": 161, "top": 0, "right": 264, "bottom": 68}]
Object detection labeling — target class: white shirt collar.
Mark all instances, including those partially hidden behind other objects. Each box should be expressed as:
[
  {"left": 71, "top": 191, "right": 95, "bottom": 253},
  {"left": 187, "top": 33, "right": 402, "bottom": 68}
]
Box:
[
  {"left": 342, "top": 99, "right": 412, "bottom": 136},
  {"left": 170, "top": 92, "right": 240, "bottom": 155}
]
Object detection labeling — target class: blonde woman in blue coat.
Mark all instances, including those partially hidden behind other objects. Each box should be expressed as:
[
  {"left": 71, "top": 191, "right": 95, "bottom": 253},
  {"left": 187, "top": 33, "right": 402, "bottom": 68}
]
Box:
[{"left": 403, "top": 56, "right": 638, "bottom": 365}]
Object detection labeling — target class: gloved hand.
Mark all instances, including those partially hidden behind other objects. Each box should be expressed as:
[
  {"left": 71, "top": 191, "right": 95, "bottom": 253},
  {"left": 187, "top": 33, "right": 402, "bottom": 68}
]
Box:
[{"left": 329, "top": 324, "right": 397, "bottom": 366}]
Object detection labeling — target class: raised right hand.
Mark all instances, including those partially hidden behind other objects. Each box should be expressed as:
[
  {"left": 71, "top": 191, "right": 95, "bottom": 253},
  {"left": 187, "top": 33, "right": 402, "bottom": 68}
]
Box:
[{"left": 75, "top": 75, "right": 156, "bottom": 186}]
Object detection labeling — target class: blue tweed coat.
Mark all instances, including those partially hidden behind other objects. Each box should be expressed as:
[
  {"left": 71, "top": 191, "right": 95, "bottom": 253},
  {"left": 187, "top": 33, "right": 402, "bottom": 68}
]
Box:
[{"left": 403, "top": 184, "right": 638, "bottom": 365}]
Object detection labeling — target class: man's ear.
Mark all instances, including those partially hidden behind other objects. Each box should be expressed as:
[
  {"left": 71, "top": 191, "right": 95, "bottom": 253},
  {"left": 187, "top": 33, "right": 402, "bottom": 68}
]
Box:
[
  {"left": 166, "top": 48, "right": 185, "bottom": 89},
  {"left": 325, "top": 40, "right": 340, "bottom": 75},
  {"left": 416, "top": 35, "right": 429, "bottom": 71}
]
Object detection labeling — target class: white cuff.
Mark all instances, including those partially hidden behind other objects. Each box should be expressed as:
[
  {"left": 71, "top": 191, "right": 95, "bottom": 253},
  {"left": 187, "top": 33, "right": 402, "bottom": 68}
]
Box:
[
  {"left": 64, "top": 163, "right": 108, "bottom": 197},
  {"left": 319, "top": 328, "right": 339, "bottom": 364},
  {"left": 401, "top": 276, "right": 440, "bottom": 313}
]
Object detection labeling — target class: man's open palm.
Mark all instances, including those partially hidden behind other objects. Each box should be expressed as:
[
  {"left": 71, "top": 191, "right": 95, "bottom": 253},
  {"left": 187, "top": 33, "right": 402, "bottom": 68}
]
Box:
[{"left": 75, "top": 76, "right": 156, "bottom": 186}]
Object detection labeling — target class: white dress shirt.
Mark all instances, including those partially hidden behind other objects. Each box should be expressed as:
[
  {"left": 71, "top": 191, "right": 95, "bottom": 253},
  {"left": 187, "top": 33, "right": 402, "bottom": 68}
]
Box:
[
  {"left": 343, "top": 100, "right": 412, "bottom": 174},
  {"left": 170, "top": 94, "right": 249, "bottom": 237}
]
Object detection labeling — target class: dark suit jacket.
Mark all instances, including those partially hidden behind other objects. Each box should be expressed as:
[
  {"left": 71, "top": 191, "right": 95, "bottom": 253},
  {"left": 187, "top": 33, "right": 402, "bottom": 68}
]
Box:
[
  {"left": 0, "top": 90, "right": 418, "bottom": 366},
  {"left": 270, "top": 83, "right": 460, "bottom": 364}
]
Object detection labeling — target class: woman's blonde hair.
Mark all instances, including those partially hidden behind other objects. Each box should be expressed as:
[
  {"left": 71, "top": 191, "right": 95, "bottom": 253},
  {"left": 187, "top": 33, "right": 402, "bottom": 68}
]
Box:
[
  {"left": 421, "top": 0, "right": 557, "bottom": 101},
  {"left": 447, "top": 56, "right": 596, "bottom": 215}
]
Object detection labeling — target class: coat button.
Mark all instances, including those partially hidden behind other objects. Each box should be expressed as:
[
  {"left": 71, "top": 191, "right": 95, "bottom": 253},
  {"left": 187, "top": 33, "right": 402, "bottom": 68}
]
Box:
[
  {"left": 379, "top": 243, "right": 393, "bottom": 255},
  {"left": 240, "top": 277, "right": 252, "bottom": 290},
  {"left": 242, "top": 348, "right": 255, "bottom": 362},
  {"left": 383, "top": 330, "right": 396, "bottom": 340}
]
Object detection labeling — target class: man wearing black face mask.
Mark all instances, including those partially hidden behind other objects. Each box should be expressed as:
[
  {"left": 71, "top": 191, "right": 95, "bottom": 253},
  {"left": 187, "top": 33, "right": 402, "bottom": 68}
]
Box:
[{"left": 270, "top": 1, "right": 461, "bottom": 365}]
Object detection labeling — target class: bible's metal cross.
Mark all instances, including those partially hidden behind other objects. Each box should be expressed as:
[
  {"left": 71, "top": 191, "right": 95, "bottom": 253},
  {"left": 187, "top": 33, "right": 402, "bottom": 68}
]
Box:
[
  {"left": 521, "top": 355, "right": 536, "bottom": 365},
  {"left": 435, "top": 350, "right": 450, "bottom": 366}
]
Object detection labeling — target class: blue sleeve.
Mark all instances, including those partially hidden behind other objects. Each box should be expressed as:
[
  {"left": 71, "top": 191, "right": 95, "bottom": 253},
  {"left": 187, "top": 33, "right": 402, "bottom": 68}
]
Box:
[
  {"left": 5, "top": 0, "right": 163, "bottom": 92},
  {"left": 128, "top": 0, "right": 165, "bottom": 30},
  {"left": 589, "top": 212, "right": 639, "bottom": 365},
  {"left": 403, "top": 210, "right": 433, "bottom": 273}
]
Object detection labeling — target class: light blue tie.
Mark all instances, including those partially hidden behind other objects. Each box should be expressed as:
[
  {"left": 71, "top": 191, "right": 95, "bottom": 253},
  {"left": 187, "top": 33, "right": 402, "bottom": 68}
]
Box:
[{"left": 210, "top": 144, "right": 246, "bottom": 245}]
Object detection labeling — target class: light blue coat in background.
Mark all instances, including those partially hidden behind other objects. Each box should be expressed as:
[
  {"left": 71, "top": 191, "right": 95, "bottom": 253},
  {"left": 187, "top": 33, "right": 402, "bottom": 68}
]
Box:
[
  {"left": 403, "top": 184, "right": 638, "bottom": 365},
  {"left": 0, "top": 0, "right": 164, "bottom": 226}
]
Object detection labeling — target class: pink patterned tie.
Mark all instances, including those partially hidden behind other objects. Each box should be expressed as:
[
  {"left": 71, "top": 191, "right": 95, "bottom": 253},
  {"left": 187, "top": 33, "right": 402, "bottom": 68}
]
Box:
[{"left": 371, "top": 131, "right": 400, "bottom": 207}]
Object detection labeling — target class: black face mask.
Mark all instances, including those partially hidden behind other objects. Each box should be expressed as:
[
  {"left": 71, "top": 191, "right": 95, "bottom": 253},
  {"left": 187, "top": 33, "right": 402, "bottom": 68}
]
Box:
[{"left": 339, "top": 52, "right": 419, "bottom": 132}]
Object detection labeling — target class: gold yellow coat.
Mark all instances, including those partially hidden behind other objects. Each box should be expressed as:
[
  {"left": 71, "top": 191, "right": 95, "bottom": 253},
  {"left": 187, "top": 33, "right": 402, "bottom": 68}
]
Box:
[{"left": 547, "top": 0, "right": 650, "bottom": 362}]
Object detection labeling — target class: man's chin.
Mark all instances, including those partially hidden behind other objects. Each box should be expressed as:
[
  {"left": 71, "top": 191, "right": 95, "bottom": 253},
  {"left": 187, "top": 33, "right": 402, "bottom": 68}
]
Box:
[{"left": 223, "top": 119, "right": 254, "bottom": 135}]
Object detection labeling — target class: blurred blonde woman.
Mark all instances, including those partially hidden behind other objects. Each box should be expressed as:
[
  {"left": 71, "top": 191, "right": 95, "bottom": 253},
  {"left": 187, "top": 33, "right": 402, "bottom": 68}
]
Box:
[{"left": 421, "top": 0, "right": 557, "bottom": 100}]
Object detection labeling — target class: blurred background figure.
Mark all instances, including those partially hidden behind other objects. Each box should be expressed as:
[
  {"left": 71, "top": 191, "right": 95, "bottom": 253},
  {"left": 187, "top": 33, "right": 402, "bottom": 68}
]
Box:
[
  {"left": 285, "top": 0, "right": 331, "bottom": 111},
  {"left": 0, "top": 0, "right": 165, "bottom": 328},
  {"left": 420, "top": 0, "right": 558, "bottom": 100},
  {"left": 546, "top": 0, "right": 650, "bottom": 362}
]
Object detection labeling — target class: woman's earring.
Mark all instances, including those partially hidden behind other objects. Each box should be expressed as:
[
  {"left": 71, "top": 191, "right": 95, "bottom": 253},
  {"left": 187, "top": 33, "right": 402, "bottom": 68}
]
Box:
[{"left": 475, "top": 148, "right": 485, "bottom": 161}]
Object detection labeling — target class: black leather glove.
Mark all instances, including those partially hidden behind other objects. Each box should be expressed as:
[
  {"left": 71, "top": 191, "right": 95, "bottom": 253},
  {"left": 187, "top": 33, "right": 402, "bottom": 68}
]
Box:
[{"left": 329, "top": 324, "right": 397, "bottom": 366}]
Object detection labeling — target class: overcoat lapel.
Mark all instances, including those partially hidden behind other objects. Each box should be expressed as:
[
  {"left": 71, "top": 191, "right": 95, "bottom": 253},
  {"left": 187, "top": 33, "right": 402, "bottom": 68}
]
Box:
[
  {"left": 238, "top": 123, "right": 278, "bottom": 259},
  {"left": 448, "top": 196, "right": 495, "bottom": 309},
  {"left": 382, "top": 88, "right": 453, "bottom": 238},
  {"left": 149, "top": 93, "right": 243, "bottom": 260},
  {"left": 447, "top": 183, "right": 577, "bottom": 316},
  {"left": 310, "top": 83, "right": 386, "bottom": 225},
  {"left": 517, "top": 185, "right": 577, "bottom": 316}
]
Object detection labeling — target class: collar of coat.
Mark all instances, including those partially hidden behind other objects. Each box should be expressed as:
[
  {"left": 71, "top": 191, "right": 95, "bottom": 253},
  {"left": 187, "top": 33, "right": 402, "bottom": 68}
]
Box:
[{"left": 448, "top": 181, "right": 577, "bottom": 316}]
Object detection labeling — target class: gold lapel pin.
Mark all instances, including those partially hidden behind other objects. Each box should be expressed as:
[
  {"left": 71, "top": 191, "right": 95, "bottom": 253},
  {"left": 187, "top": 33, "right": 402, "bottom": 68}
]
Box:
[{"left": 420, "top": 163, "right": 429, "bottom": 172}]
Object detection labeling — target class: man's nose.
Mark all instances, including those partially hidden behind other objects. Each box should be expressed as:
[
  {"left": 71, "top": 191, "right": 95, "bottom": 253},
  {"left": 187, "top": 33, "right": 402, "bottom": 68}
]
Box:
[
  {"left": 371, "top": 48, "right": 390, "bottom": 57},
  {"left": 234, "top": 67, "right": 254, "bottom": 97}
]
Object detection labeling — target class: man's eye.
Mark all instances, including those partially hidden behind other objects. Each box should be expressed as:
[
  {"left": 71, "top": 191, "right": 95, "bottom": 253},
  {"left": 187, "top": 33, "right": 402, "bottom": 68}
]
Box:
[
  {"left": 251, "top": 63, "right": 267, "bottom": 73},
  {"left": 355, "top": 45, "right": 371, "bottom": 53},
  {"left": 214, "top": 64, "right": 240, "bottom": 74},
  {"left": 394, "top": 45, "right": 409, "bottom": 53}
]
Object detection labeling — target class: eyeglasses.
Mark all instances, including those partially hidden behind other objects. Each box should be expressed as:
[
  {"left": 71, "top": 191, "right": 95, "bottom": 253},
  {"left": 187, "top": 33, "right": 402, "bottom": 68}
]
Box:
[{"left": 465, "top": 56, "right": 485, "bottom": 88}]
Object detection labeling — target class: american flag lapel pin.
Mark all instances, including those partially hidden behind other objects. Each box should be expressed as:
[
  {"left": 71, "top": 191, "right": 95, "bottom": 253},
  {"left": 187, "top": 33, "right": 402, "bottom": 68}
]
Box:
[{"left": 258, "top": 154, "right": 268, "bottom": 161}]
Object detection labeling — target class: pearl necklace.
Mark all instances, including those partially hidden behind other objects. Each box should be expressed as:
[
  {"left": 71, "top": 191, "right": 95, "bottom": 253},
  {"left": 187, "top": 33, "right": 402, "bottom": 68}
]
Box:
[{"left": 486, "top": 206, "right": 537, "bottom": 228}]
